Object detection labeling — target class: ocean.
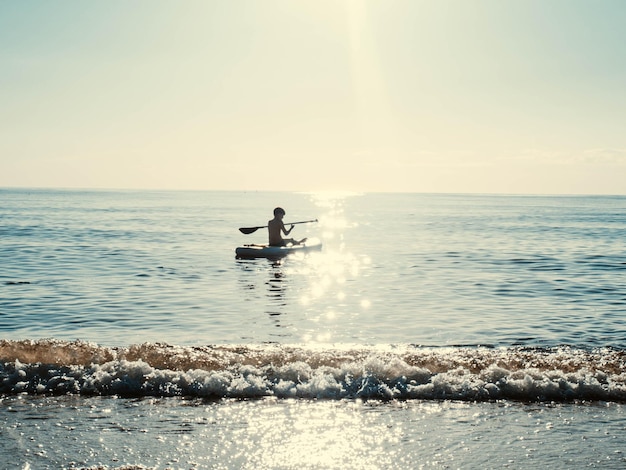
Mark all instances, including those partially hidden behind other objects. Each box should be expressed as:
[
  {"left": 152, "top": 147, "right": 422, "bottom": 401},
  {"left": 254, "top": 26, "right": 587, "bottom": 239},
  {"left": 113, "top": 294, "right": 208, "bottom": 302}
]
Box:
[{"left": 1, "top": 188, "right": 625, "bottom": 469}]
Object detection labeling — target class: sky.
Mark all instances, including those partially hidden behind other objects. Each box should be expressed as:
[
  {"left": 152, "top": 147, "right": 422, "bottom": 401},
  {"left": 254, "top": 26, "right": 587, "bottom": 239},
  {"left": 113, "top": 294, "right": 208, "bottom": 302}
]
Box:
[{"left": 1, "top": 0, "right": 625, "bottom": 194}]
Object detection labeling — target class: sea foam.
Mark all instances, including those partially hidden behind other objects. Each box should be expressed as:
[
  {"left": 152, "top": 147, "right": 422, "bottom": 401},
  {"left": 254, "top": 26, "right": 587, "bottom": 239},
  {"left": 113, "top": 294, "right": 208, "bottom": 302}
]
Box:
[{"left": 1, "top": 339, "right": 624, "bottom": 402}]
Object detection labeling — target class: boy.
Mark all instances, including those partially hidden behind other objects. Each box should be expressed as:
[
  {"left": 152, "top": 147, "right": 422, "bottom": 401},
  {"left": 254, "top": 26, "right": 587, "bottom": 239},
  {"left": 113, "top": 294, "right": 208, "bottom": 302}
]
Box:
[{"left": 268, "top": 207, "right": 307, "bottom": 246}]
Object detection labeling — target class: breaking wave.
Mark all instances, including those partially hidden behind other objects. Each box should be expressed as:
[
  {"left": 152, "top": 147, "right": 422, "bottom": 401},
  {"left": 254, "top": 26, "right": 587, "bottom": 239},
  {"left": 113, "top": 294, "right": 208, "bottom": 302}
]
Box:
[{"left": 1, "top": 339, "right": 625, "bottom": 402}]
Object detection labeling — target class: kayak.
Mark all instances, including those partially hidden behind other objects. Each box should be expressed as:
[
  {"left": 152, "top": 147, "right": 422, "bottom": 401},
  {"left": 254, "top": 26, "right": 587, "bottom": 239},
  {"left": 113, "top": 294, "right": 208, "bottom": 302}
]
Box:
[{"left": 235, "top": 238, "right": 322, "bottom": 259}]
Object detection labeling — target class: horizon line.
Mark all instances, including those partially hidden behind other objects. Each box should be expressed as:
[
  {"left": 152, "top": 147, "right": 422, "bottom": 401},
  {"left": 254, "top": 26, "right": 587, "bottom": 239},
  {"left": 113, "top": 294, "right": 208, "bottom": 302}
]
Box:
[{"left": 2, "top": 185, "right": 625, "bottom": 198}]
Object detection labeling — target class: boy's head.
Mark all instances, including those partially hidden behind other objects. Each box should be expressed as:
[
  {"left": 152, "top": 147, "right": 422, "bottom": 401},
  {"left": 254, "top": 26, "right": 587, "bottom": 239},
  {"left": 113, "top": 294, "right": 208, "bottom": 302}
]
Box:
[{"left": 273, "top": 207, "right": 286, "bottom": 217}]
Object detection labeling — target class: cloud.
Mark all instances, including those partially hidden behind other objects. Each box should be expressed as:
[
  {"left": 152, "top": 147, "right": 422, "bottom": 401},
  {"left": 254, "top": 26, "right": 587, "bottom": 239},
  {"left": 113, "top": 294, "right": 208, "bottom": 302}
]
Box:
[
  {"left": 499, "top": 148, "right": 626, "bottom": 167},
  {"left": 580, "top": 148, "right": 626, "bottom": 165}
]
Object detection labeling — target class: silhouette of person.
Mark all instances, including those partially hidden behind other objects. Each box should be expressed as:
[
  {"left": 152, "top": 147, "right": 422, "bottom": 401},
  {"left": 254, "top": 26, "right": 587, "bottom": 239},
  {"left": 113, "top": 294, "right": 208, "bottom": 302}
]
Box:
[{"left": 268, "top": 207, "right": 306, "bottom": 246}]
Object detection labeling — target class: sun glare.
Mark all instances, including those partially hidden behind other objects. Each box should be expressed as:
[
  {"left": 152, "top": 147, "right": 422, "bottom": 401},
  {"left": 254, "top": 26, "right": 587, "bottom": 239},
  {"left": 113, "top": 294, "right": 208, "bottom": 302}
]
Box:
[{"left": 287, "top": 190, "right": 373, "bottom": 344}]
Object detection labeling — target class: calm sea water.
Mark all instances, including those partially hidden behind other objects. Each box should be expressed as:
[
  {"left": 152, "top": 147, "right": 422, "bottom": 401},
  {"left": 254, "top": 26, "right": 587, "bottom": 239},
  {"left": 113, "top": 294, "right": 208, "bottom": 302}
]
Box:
[{"left": 1, "top": 188, "right": 625, "bottom": 469}]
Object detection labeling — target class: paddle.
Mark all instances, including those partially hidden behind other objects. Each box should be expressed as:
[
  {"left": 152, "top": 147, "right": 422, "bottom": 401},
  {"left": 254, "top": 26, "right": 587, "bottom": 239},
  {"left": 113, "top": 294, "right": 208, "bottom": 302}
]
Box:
[{"left": 239, "top": 219, "right": 318, "bottom": 235}]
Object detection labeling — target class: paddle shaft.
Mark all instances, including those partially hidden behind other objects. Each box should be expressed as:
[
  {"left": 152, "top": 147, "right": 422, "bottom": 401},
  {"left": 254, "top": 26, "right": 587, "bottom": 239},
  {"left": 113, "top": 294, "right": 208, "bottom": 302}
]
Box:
[{"left": 239, "top": 219, "right": 317, "bottom": 234}]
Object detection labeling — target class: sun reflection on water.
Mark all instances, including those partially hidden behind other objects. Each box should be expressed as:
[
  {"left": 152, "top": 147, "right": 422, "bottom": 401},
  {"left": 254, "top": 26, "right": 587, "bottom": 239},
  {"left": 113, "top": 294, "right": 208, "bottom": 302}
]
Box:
[
  {"left": 242, "top": 399, "right": 396, "bottom": 469},
  {"left": 288, "top": 191, "right": 373, "bottom": 345}
]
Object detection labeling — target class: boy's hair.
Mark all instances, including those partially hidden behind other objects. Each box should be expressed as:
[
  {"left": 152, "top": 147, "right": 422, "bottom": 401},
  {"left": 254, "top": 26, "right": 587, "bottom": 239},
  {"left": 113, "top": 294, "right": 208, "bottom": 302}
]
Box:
[{"left": 273, "top": 207, "right": 285, "bottom": 216}]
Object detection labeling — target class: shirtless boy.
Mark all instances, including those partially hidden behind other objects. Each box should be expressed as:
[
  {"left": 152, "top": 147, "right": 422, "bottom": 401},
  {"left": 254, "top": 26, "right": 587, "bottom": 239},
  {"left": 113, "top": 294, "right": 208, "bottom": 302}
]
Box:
[{"left": 268, "top": 207, "right": 307, "bottom": 246}]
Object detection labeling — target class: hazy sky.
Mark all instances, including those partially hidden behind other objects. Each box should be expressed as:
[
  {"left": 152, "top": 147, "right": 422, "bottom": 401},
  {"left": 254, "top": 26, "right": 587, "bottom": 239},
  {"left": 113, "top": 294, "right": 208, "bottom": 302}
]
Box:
[{"left": 1, "top": 0, "right": 625, "bottom": 194}]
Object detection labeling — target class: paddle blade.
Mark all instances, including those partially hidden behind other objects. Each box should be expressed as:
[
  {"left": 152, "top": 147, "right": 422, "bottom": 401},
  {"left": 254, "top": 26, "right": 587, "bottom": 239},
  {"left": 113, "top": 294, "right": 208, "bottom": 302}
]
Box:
[{"left": 239, "top": 226, "right": 261, "bottom": 234}]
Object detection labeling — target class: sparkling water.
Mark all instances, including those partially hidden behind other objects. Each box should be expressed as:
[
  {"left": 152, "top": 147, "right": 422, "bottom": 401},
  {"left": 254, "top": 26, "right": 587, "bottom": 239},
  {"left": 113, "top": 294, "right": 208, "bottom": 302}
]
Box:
[{"left": 1, "top": 189, "right": 625, "bottom": 469}]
